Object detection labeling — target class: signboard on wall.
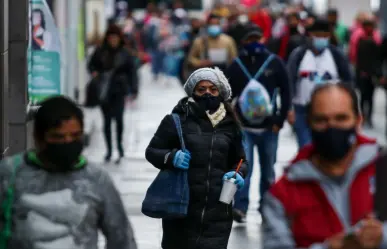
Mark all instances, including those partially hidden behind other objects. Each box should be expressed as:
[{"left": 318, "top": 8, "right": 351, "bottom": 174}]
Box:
[{"left": 28, "top": 0, "right": 62, "bottom": 104}]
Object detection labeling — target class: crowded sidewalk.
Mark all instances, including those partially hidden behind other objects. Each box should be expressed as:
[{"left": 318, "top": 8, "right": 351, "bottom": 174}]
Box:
[{"left": 83, "top": 65, "right": 387, "bottom": 249}]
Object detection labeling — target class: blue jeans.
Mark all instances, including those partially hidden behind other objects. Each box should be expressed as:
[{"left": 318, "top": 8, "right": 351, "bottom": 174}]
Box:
[
  {"left": 151, "top": 50, "right": 166, "bottom": 77},
  {"left": 233, "top": 130, "right": 279, "bottom": 213},
  {"left": 293, "top": 105, "right": 311, "bottom": 149}
]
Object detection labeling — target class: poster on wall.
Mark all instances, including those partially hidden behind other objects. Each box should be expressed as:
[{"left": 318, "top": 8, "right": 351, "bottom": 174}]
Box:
[{"left": 28, "top": 0, "right": 61, "bottom": 105}]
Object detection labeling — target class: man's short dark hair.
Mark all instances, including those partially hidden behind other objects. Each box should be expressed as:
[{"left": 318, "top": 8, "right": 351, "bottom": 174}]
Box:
[
  {"left": 307, "top": 83, "right": 360, "bottom": 117},
  {"left": 327, "top": 8, "right": 338, "bottom": 16},
  {"left": 34, "top": 96, "right": 84, "bottom": 140},
  {"left": 207, "top": 14, "right": 221, "bottom": 23}
]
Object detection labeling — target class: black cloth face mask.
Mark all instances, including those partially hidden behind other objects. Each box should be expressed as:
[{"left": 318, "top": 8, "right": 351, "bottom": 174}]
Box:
[
  {"left": 193, "top": 93, "right": 222, "bottom": 114},
  {"left": 43, "top": 140, "right": 84, "bottom": 171},
  {"left": 311, "top": 126, "right": 357, "bottom": 162}
]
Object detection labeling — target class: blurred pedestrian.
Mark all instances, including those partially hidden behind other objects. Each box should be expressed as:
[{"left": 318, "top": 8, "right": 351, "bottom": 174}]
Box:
[
  {"left": 88, "top": 25, "right": 136, "bottom": 163},
  {"left": 226, "top": 23, "right": 291, "bottom": 222},
  {"left": 188, "top": 14, "right": 237, "bottom": 73},
  {"left": 287, "top": 19, "right": 352, "bottom": 149},
  {"left": 262, "top": 83, "right": 384, "bottom": 249},
  {"left": 327, "top": 8, "right": 350, "bottom": 52},
  {"left": 354, "top": 18, "right": 383, "bottom": 128},
  {"left": 0, "top": 96, "right": 137, "bottom": 249}
]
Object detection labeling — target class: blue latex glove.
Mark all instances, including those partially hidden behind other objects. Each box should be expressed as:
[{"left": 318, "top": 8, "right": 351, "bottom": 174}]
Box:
[
  {"left": 223, "top": 171, "right": 244, "bottom": 190},
  {"left": 173, "top": 150, "right": 191, "bottom": 170}
]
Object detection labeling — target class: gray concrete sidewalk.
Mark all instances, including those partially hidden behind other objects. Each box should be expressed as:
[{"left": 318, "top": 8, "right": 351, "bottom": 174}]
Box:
[{"left": 84, "top": 65, "right": 387, "bottom": 249}]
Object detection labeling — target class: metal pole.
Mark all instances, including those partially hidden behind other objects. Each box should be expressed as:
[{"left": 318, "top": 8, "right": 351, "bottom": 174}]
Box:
[
  {"left": 0, "top": 0, "right": 9, "bottom": 158},
  {"left": 8, "top": 0, "right": 29, "bottom": 155}
]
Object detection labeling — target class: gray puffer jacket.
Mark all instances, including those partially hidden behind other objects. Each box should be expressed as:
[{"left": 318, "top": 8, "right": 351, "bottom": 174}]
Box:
[{"left": 0, "top": 151, "right": 137, "bottom": 249}]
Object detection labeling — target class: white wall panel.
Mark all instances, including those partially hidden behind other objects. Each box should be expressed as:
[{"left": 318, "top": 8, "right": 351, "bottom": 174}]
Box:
[{"left": 329, "top": 0, "right": 371, "bottom": 26}]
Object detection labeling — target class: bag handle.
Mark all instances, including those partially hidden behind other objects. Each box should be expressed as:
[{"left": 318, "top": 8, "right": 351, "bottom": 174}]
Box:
[
  {"left": 235, "top": 54, "right": 276, "bottom": 80},
  {"left": 171, "top": 114, "right": 186, "bottom": 152},
  {"left": 0, "top": 155, "right": 23, "bottom": 249}
]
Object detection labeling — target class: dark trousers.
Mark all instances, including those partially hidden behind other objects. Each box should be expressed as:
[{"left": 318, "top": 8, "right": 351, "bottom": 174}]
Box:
[
  {"left": 357, "top": 74, "right": 375, "bottom": 123},
  {"left": 101, "top": 104, "right": 125, "bottom": 157},
  {"left": 162, "top": 218, "right": 186, "bottom": 249}
]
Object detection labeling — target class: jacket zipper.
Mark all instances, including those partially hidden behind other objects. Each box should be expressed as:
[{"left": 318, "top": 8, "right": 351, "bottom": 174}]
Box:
[{"left": 196, "top": 130, "right": 216, "bottom": 247}]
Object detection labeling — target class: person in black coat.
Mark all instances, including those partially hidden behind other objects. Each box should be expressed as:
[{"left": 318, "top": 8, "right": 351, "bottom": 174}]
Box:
[
  {"left": 88, "top": 25, "right": 136, "bottom": 164},
  {"left": 225, "top": 23, "right": 291, "bottom": 223},
  {"left": 145, "top": 67, "right": 248, "bottom": 249}
]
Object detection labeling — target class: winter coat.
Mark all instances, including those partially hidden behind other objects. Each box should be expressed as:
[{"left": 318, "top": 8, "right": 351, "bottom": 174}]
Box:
[
  {"left": 145, "top": 98, "right": 248, "bottom": 249},
  {"left": 356, "top": 36, "right": 382, "bottom": 76},
  {"left": 0, "top": 151, "right": 137, "bottom": 249},
  {"left": 87, "top": 46, "right": 136, "bottom": 109}
]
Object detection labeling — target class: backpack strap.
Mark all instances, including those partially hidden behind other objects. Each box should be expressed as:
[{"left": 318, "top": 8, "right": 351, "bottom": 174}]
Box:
[
  {"left": 171, "top": 114, "right": 186, "bottom": 152},
  {"left": 234, "top": 57, "right": 253, "bottom": 80},
  {"left": 253, "top": 54, "right": 276, "bottom": 80},
  {"left": 235, "top": 54, "right": 276, "bottom": 81}
]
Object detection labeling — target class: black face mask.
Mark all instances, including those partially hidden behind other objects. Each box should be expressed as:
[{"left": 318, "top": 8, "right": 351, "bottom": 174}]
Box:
[
  {"left": 43, "top": 140, "right": 84, "bottom": 171},
  {"left": 193, "top": 93, "right": 221, "bottom": 113},
  {"left": 311, "top": 127, "right": 357, "bottom": 162}
]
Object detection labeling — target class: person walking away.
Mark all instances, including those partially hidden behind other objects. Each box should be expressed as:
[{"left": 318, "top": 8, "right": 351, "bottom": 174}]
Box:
[
  {"left": 225, "top": 23, "right": 291, "bottom": 222},
  {"left": 287, "top": 19, "right": 352, "bottom": 149},
  {"left": 0, "top": 96, "right": 137, "bottom": 249},
  {"left": 187, "top": 14, "right": 237, "bottom": 73},
  {"left": 355, "top": 19, "right": 383, "bottom": 128},
  {"left": 248, "top": 1, "right": 272, "bottom": 44},
  {"left": 145, "top": 67, "right": 248, "bottom": 249},
  {"left": 88, "top": 25, "right": 135, "bottom": 164},
  {"left": 144, "top": 9, "right": 164, "bottom": 81},
  {"left": 327, "top": 8, "right": 350, "bottom": 53},
  {"left": 122, "top": 9, "right": 135, "bottom": 39},
  {"left": 226, "top": 12, "right": 250, "bottom": 49},
  {"left": 349, "top": 14, "right": 381, "bottom": 65},
  {"left": 180, "top": 18, "right": 203, "bottom": 84},
  {"left": 277, "top": 12, "right": 307, "bottom": 62},
  {"left": 262, "top": 83, "right": 387, "bottom": 249}
]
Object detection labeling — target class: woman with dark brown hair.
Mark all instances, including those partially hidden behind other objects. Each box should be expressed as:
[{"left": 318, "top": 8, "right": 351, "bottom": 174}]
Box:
[{"left": 88, "top": 25, "right": 136, "bottom": 164}]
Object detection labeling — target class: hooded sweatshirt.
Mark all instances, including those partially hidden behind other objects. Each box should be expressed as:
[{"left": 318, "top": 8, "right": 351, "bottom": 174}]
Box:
[{"left": 0, "top": 151, "right": 137, "bottom": 249}]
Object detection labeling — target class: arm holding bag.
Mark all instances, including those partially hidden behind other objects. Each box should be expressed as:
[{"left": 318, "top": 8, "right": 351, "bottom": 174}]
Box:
[{"left": 142, "top": 114, "right": 189, "bottom": 219}]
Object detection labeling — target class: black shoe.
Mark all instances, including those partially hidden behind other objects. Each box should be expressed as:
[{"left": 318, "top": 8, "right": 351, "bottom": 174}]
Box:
[
  {"left": 232, "top": 209, "right": 246, "bottom": 223},
  {"left": 115, "top": 158, "right": 122, "bottom": 165},
  {"left": 104, "top": 154, "right": 111, "bottom": 163},
  {"left": 118, "top": 145, "right": 124, "bottom": 158}
]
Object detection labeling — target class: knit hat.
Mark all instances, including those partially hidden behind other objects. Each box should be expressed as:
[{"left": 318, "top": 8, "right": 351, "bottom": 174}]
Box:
[{"left": 183, "top": 67, "right": 232, "bottom": 100}]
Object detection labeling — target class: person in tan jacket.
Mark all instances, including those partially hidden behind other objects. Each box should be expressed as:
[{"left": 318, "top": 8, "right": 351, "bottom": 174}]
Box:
[{"left": 187, "top": 14, "right": 237, "bottom": 73}]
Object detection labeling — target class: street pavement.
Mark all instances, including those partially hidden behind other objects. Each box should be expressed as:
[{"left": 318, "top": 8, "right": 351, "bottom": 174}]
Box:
[{"left": 83, "top": 65, "right": 387, "bottom": 249}]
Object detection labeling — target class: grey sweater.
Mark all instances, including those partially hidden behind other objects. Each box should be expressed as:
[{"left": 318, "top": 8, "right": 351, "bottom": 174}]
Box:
[{"left": 0, "top": 152, "right": 137, "bottom": 249}]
